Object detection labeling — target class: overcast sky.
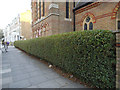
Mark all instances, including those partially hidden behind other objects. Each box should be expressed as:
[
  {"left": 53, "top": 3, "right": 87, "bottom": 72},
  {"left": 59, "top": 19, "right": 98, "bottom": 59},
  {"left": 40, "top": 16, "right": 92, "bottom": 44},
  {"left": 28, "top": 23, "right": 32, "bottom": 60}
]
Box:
[
  {"left": 0, "top": 0, "right": 31, "bottom": 29},
  {"left": 0, "top": 0, "right": 119, "bottom": 29}
]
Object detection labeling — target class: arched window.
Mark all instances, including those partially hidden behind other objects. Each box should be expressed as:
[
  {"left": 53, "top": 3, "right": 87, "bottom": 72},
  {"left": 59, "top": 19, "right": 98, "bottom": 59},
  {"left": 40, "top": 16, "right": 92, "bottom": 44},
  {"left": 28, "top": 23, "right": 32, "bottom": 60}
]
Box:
[
  {"left": 89, "top": 22, "right": 93, "bottom": 30},
  {"left": 83, "top": 16, "right": 93, "bottom": 30},
  {"left": 84, "top": 23, "right": 87, "bottom": 30}
]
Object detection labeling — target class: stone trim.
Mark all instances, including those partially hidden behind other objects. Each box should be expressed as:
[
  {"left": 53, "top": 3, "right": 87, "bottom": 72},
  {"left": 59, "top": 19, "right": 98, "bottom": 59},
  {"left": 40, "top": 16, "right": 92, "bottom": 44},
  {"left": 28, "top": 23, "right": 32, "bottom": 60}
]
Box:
[
  {"left": 80, "top": 12, "right": 96, "bottom": 26},
  {"left": 75, "top": 2, "right": 101, "bottom": 15},
  {"left": 32, "top": 13, "right": 59, "bottom": 27},
  {"left": 76, "top": 12, "right": 113, "bottom": 26},
  {"left": 112, "top": 30, "right": 120, "bottom": 33},
  {"left": 49, "top": 3, "right": 59, "bottom": 10},
  {"left": 111, "top": 2, "right": 120, "bottom": 19},
  {"left": 96, "top": 12, "right": 113, "bottom": 20},
  {"left": 64, "top": 18, "right": 72, "bottom": 21}
]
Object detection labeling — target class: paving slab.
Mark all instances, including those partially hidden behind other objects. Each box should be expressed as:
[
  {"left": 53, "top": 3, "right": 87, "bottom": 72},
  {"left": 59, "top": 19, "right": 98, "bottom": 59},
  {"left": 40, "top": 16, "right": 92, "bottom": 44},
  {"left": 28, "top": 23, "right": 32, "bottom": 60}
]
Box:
[
  {"left": 12, "top": 73, "right": 30, "bottom": 82},
  {"left": 2, "top": 46, "right": 87, "bottom": 88},
  {"left": 54, "top": 77, "right": 73, "bottom": 87},
  {"left": 29, "top": 70, "right": 44, "bottom": 77},
  {"left": 29, "top": 75, "right": 48, "bottom": 86},
  {"left": 2, "top": 77, "right": 12, "bottom": 85},
  {"left": 37, "top": 79, "right": 61, "bottom": 88},
  {"left": 9, "top": 79, "right": 31, "bottom": 88}
]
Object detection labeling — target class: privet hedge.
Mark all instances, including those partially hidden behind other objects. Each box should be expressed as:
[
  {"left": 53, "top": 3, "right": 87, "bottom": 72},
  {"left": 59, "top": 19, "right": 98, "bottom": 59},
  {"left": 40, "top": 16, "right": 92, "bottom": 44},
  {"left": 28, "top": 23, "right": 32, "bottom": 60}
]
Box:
[{"left": 14, "top": 30, "right": 116, "bottom": 88}]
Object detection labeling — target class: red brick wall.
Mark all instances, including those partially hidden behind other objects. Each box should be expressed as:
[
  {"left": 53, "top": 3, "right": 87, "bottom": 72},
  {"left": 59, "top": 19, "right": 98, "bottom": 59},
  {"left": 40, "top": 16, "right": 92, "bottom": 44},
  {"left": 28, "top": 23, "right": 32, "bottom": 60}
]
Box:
[
  {"left": 32, "top": 2, "right": 74, "bottom": 38},
  {"left": 75, "top": 2, "right": 118, "bottom": 31}
]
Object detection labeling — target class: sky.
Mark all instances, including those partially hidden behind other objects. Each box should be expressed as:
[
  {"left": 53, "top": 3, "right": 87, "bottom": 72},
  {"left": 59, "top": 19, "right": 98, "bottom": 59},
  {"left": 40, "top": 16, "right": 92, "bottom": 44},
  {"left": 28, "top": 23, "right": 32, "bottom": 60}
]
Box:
[
  {"left": 0, "top": 0, "right": 31, "bottom": 29},
  {"left": 0, "top": 0, "right": 119, "bottom": 29}
]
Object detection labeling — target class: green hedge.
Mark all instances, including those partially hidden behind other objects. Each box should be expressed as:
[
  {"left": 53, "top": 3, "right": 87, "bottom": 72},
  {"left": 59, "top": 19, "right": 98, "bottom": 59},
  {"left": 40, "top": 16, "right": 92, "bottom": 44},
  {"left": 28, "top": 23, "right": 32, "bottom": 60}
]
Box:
[{"left": 14, "top": 30, "right": 116, "bottom": 88}]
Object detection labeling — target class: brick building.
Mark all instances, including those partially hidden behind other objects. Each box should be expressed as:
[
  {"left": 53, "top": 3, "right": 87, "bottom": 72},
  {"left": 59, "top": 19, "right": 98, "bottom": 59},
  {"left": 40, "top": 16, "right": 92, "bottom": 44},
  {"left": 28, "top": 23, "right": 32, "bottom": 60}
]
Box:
[
  {"left": 31, "top": 1, "right": 79, "bottom": 38},
  {"left": 31, "top": 1, "right": 120, "bottom": 88},
  {"left": 73, "top": 1, "right": 120, "bottom": 31},
  {"left": 31, "top": 1, "right": 120, "bottom": 38}
]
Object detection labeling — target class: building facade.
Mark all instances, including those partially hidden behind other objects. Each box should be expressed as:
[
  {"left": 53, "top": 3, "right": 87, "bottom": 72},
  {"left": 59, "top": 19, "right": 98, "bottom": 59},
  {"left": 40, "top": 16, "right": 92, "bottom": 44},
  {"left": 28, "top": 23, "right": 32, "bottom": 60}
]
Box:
[
  {"left": 10, "top": 15, "right": 21, "bottom": 42},
  {"left": 20, "top": 10, "right": 32, "bottom": 40},
  {"left": 3, "top": 24, "right": 10, "bottom": 42},
  {"left": 74, "top": 2, "right": 120, "bottom": 31},
  {"left": 4, "top": 10, "right": 32, "bottom": 42},
  {"left": 3, "top": 15, "right": 21, "bottom": 42},
  {"left": 31, "top": 1, "right": 120, "bottom": 38},
  {"left": 31, "top": 1, "right": 120, "bottom": 88},
  {"left": 31, "top": 1, "right": 76, "bottom": 38}
]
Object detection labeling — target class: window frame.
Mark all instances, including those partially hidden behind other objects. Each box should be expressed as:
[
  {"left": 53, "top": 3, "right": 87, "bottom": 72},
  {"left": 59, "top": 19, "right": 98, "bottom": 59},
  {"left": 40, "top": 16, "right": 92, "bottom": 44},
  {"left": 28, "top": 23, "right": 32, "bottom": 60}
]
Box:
[
  {"left": 89, "top": 22, "right": 93, "bottom": 30},
  {"left": 43, "top": 0, "right": 45, "bottom": 16},
  {"left": 66, "top": 0, "right": 69, "bottom": 19},
  {"left": 84, "top": 23, "right": 87, "bottom": 30},
  {"left": 36, "top": 2, "right": 38, "bottom": 20},
  {"left": 39, "top": 1, "right": 41, "bottom": 19},
  {"left": 83, "top": 16, "right": 93, "bottom": 30}
]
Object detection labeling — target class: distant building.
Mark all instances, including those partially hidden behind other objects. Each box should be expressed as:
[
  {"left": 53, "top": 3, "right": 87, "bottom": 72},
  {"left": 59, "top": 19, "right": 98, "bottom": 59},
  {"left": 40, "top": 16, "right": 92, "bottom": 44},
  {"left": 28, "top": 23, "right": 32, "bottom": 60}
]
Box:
[
  {"left": 10, "top": 15, "right": 20, "bottom": 42},
  {"left": 4, "top": 10, "right": 32, "bottom": 42},
  {"left": 3, "top": 15, "right": 21, "bottom": 42},
  {"left": 20, "top": 10, "right": 32, "bottom": 40}
]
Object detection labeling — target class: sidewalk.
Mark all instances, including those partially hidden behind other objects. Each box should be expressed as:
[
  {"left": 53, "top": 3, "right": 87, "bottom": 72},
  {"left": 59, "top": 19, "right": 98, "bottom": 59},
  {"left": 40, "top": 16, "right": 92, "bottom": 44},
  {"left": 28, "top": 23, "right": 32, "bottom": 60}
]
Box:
[{"left": 2, "top": 46, "right": 87, "bottom": 88}]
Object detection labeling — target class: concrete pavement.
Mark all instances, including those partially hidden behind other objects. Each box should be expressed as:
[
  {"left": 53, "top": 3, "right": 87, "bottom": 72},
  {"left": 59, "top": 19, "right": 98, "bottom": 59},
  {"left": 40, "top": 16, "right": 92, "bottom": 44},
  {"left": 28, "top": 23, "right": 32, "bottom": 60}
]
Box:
[{"left": 2, "top": 46, "right": 87, "bottom": 88}]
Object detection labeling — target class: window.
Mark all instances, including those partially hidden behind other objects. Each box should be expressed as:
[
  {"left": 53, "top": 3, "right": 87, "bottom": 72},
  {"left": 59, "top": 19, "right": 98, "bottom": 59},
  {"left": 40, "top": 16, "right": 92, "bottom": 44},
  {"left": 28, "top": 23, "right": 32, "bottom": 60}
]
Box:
[
  {"left": 83, "top": 16, "right": 93, "bottom": 30},
  {"left": 86, "top": 17, "right": 90, "bottom": 22},
  {"left": 117, "top": 8, "right": 120, "bottom": 30},
  {"left": 39, "top": 1, "right": 41, "bottom": 19},
  {"left": 66, "top": 1, "right": 69, "bottom": 18},
  {"left": 89, "top": 22, "right": 93, "bottom": 30},
  {"left": 36, "top": 2, "right": 38, "bottom": 20},
  {"left": 84, "top": 23, "right": 87, "bottom": 30},
  {"left": 43, "top": 0, "right": 45, "bottom": 16},
  {"left": 118, "top": 21, "right": 120, "bottom": 29}
]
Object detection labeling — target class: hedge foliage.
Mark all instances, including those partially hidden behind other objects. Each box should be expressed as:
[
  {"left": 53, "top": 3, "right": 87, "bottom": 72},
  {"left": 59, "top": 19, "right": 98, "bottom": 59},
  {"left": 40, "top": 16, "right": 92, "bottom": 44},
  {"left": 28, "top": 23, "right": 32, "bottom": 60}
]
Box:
[{"left": 14, "top": 30, "right": 116, "bottom": 88}]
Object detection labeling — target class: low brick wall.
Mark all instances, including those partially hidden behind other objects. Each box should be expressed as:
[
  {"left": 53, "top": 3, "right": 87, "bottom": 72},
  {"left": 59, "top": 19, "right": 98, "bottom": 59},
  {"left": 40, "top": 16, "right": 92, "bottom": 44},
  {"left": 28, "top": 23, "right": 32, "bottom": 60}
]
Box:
[{"left": 115, "top": 31, "right": 120, "bottom": 89}]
